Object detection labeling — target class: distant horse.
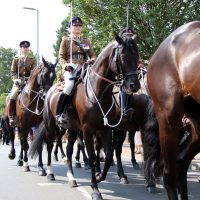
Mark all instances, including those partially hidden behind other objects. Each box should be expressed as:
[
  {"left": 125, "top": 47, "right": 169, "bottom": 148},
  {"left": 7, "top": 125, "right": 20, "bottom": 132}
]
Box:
[
  {"left": 147, "top": 21, "right": 200, "bottom": 200},
  {"left": 0, "top": 116, "right": 10, "bottom": 145},
  {"left": 6, "top": 57, "right": 56, "bottom": 173},
  {"left": 29, "top": 33, "right": 140, "bottom": 200}
]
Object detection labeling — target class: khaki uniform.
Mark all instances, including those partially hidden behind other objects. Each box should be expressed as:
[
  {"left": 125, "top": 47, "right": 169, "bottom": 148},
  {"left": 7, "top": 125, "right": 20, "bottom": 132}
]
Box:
[
  {"left": 58, "top": 36, "right": 96, "bottom": 71},
  {"left": 10, "top": 56, "right": 36, "bottom": 99}
]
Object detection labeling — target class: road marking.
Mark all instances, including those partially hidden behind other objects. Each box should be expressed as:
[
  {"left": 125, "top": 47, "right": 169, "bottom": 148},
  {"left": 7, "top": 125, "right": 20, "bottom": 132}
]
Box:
[
  {"left": 77, "top": 187, "right": 91, "bottom": 200},
  {"left": 37, "top": 183, "right": 64, "bottom": 186}
]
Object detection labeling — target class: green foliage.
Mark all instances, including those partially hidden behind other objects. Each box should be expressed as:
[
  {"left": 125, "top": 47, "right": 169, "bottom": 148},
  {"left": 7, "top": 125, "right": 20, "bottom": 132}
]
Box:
[
  {"left": 0, "top": 47, "right": 17, "bottom": 94},
  {"left": 55, "top": 0, "right": 200, "bottom": 62},
  {"left": 0, "top": 93, "right": 8, "bottom": 115}
]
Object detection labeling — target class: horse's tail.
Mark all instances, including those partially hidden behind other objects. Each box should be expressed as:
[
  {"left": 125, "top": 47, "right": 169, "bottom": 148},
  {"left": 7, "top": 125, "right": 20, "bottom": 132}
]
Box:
[
  {"left": 143, "top": 99, "right": 161, "bottom": 186},
  {"left": 28, "top": 121, "right": 46, "bottom": 159}
]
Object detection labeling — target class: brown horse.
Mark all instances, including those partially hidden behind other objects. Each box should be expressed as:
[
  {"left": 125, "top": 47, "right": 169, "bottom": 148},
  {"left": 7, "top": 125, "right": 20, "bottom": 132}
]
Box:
[
  {"left": 147, "top": 21, "right": 200, "bottom": 200},
  {"left": 7, "top": 57, "right": 56, "bottom": 172},
  {"left": 29, "top": 34, "right": 140, "bottom": 200}
]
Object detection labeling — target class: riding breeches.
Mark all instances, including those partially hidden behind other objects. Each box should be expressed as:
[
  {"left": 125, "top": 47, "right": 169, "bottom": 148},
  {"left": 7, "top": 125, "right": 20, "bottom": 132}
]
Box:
[
  {"left": 10, "top": 84, "right": 20, "bottom": 100},
  {"left": 63, "top": 71, "right": 75, "bottom": 95}
]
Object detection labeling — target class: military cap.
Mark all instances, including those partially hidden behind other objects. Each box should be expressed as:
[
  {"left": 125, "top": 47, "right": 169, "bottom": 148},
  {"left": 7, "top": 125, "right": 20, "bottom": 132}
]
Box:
[
  {"left": 19, "top": 41, "right": 30, "bottom": 48},
  {"left": 68, "top": 16, "right": 83, "bottom": 27},
  {"left": 120, "top": 27, "right": 135, "bottom": 36}
]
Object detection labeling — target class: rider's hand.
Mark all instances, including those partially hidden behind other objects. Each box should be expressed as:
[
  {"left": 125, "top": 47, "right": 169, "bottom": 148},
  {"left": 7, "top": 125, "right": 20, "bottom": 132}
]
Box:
[
  {"left": 86, "top": 59, "right": 95, "bottom": 65},
  {"left": 14, "top": 79, "right": 22, "bottom": 86}
]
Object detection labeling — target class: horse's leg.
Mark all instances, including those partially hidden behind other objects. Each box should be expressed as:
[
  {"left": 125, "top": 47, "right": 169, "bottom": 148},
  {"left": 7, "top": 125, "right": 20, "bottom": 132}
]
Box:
[
  {"left": 17, "top": 138, "right": 24, "bottom": 167},
  {"left": 66, "top": 130, "right": 78, "bottom": 187},
  {"left": 157, "top": 105, "right": 183, "bottom": 200},
  {"left": 176, "top": 98, "right": 200, "bottom": 199},
  {"left": 95, "top": 136, "right": 102, "bottom": 175},
  {"left": 129, "top": 131, "right": 140, "bottom": 170},
  {"left": 75, "top": 141, "right": 82, "bottom": 168},
  {"left": 8, "top": 127, "right": 16, "bottom": 160},
  {"left": 58, "top": 138, "right": 67, "bottom": 161},
  {"left": 83, "top": 128, "right": 102, "bottom": 200},
  {"left": 78, "top": 131, "right": 89, "bottom": 169},
  {"left": 22, "top": 138, "right": 30, "bottom": 172},
  {"left": 46, "top": 139, "right": 55, "bottom": 181},
  {"left": 37, "top": 141, "right": 46, "bottom": 176},
  {"left": 113, "top": 129, "right": 129, "bottom": 184},
  {"left": 53, "top": 141, "right": 59, "bottom": 161},
  {"left": 96, "top": 129, "right": 113, "bottom": 183}
]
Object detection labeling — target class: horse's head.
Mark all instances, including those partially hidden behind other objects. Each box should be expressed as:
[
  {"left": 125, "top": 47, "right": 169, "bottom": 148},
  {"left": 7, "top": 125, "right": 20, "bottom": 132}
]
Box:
[
  {"left": 110, "top": 33, "right": 140, "bottom": 94},
  {"left": 36, "top": 57, "right": 57, "bottom": 95}
]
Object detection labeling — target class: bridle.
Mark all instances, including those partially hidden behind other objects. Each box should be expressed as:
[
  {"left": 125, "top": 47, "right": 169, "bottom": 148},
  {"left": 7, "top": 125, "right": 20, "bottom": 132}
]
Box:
[{"left": 20, "top": 65, "right": 54, "bottom": 115}]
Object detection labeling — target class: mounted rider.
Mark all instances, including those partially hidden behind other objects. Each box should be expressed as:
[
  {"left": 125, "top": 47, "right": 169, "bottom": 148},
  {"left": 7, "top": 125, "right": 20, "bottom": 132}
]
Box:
[
  {"left": 56, "top": 16, "right": 96, "bottom": 124},
  {"left": 7, "top": 41, "right": 36, "bottom": 126}
]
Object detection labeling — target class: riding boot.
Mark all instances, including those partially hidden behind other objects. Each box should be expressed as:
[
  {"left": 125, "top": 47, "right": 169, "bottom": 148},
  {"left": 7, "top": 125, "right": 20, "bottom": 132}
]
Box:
[
  {"left": 7, "top": 99, "right": 15, "bottom": 127},
  {"left": 120, "top": 91, "right": 134, "bottom": 117},
  {"left": 55, "top": 92, "right": 70, "bottom": 125}
]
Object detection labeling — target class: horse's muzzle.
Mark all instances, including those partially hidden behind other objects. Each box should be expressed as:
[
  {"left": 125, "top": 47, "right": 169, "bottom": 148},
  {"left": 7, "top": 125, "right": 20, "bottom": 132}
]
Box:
[{"left": 125, "top": 82, "right": 141, "bottom": 94}]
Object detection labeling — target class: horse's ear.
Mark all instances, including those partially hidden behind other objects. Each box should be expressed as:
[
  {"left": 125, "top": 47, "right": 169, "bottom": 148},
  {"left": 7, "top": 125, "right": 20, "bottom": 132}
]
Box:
[
  {"left": 42, "top": 56, "right": 48, "bottom": 67},
  {"left": 113, "top": 32, "right": 123, "bottom": 45}
]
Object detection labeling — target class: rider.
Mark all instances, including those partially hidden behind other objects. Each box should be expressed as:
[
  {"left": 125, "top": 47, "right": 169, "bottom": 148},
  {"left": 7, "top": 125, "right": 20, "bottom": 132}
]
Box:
[
  {"left": 56, "top": 16, "right": 96, "bottom": 124},
  {"left": 7, "top": 41, "right": 36, "bottom": 126}
]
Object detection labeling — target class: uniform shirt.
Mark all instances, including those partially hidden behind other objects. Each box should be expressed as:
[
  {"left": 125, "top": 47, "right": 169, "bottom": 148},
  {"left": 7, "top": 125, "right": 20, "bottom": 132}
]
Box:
[
  {"left": 10, "top": 55, "right": 36, "bottom": 81},
  {"left": 58, "top": 36, "right": 96, "bottom": 70}
]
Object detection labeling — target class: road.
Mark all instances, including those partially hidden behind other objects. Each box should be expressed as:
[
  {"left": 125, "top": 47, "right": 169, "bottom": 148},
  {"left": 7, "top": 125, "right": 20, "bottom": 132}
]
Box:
[{"left": 0, "top": 140, "right": 200, "bottom": 200}]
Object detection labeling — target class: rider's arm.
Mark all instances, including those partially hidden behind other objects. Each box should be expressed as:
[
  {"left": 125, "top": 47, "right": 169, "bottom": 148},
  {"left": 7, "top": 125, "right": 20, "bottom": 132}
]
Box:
[
  {"left": 10, "top": 57, "right": 18, "bottom": 81},
  {"left": 58, "top": 36, "right": 70, "bottom": 71}
]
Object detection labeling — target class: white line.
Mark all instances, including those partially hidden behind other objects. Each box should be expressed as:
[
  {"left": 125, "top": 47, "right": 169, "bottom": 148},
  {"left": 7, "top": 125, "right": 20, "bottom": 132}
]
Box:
[
  {"left": 37, "top": 183, "right": 63, "bottom": 186},
  {"left": 77, "top": 187, "right": 91, "bottom": 200}
]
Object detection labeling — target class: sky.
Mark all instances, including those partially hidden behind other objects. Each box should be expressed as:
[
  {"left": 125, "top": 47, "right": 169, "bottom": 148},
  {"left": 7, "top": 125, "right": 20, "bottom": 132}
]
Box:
[{"left": 0, "top": 0, "right": 69, "bottom": 63}]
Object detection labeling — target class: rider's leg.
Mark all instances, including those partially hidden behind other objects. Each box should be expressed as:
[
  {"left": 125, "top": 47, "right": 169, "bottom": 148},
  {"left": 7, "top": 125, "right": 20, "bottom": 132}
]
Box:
[
  {"left": 120, "top": 90, "right": 134, "bottom": 116},
  {"left": 56, "top": 70, "right": 74, "bottom": 124}
]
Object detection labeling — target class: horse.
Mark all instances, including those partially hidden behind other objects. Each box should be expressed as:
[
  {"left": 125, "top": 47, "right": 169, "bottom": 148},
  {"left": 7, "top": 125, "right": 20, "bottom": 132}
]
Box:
[
  {"left": 29, "top": 33, "right": 140, "bottom": 200},
  {"left": 6, "top": 57, "right": 56, "bottom": 173},
  {"left": 147, "top": 21, "right": 200, "bottom": 200},
  {"left": 0, "top": 116, "right": 10, "bottom": 145},
  {"left": 94, "top": 71, "right": 158, "bottom": 188}
]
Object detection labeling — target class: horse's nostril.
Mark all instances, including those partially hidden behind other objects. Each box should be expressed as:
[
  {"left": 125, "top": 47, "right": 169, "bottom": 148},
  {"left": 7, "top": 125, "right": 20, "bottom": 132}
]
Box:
[{"left": 130, "top": 83, "right": 135, "bottom": 89}]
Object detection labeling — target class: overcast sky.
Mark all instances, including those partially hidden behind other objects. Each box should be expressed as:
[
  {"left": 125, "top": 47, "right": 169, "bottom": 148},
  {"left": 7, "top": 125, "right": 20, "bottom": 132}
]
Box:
[{"left": 0, "top": 0, "right": 69, "bottom": 63}]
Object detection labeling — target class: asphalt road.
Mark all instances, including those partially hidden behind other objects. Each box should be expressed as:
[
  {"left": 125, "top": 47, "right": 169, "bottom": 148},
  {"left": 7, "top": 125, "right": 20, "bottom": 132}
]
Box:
[{"left": 0, "top": 140, "right": 200, "bottom": 200}]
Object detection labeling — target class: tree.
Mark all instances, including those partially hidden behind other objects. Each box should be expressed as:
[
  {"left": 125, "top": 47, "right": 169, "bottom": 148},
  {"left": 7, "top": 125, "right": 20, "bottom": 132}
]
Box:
[{"left": 57, "top": 0, "right": 200, "bottom": 62}]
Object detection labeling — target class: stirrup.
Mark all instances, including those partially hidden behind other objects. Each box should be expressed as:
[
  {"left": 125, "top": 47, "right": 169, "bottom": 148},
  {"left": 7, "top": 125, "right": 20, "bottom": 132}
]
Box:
[{"left": 55, "top": 114, "right": 67, "bottom": 124}]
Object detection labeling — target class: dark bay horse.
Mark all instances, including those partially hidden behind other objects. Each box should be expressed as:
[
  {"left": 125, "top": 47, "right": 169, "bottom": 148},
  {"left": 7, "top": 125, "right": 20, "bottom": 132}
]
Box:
[
  {"left": 7, "top": 57, "right": 56, "bottom": 172},
  {"left": 0, "top": 116, "right": 10, "bottom": 145},
  {"left": 147, "top": 21, "right": 200, "bottom": 200},
  {"left": 29, "top": 34, "right": 140, "bottom": 200}
]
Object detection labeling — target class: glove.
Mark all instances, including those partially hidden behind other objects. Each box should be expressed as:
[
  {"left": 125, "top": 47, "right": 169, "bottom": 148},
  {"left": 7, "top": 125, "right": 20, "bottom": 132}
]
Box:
[
  {"left": 86, "top": 59, "right": 95, "bottom": 65},
  {"left": 14, "top": 79, "right": 22, "bottom": 86}
]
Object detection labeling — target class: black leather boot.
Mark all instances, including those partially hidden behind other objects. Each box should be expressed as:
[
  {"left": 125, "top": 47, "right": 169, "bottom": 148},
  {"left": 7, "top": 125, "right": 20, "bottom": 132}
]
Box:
[{"left": 55, "top": 93, "right": 69, "bottom": 124}]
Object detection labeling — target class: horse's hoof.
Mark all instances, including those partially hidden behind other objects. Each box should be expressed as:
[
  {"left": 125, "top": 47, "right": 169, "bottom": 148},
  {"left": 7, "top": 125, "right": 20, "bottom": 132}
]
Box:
[
  {"left": 75, "top": 162, "right": 82, "bottom": 168},
  {"left": 54, "top": 154, "right": 59, "bottom": 162},
  {"left": 120, "top": 177, "right": 129, "bottom": 184},
  {"left": 38, "top": 169, "right": 47, "bottom": 176},
  {"left": 17, "top": 160, "right": 23, "bottom": 166},
  {"left": 96, "top": 173, "right": 105, "bottom": 183},
  {"left": 92, "top": 191, "right": 103, "bottom": 200},
  {"left": 147, "top": 186, "right": 156, "bottom": 193},
  {"left": 8, "top": 153, "right": 15, "bottom": 160},
  {"left": 198, "top": 176, "right": 200, "bottom": 183},
  {"left": 132, "top": 163, "right": 141, "bottom": 170},
  {"left": 47, "top": 174, "right": 55, "bottom": 181},
  {"left": 68, "top": 180, "right": 78, "bottom": 187},
  {"left": 24, "top": 166, "right": 30, "bottom": 172}
]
